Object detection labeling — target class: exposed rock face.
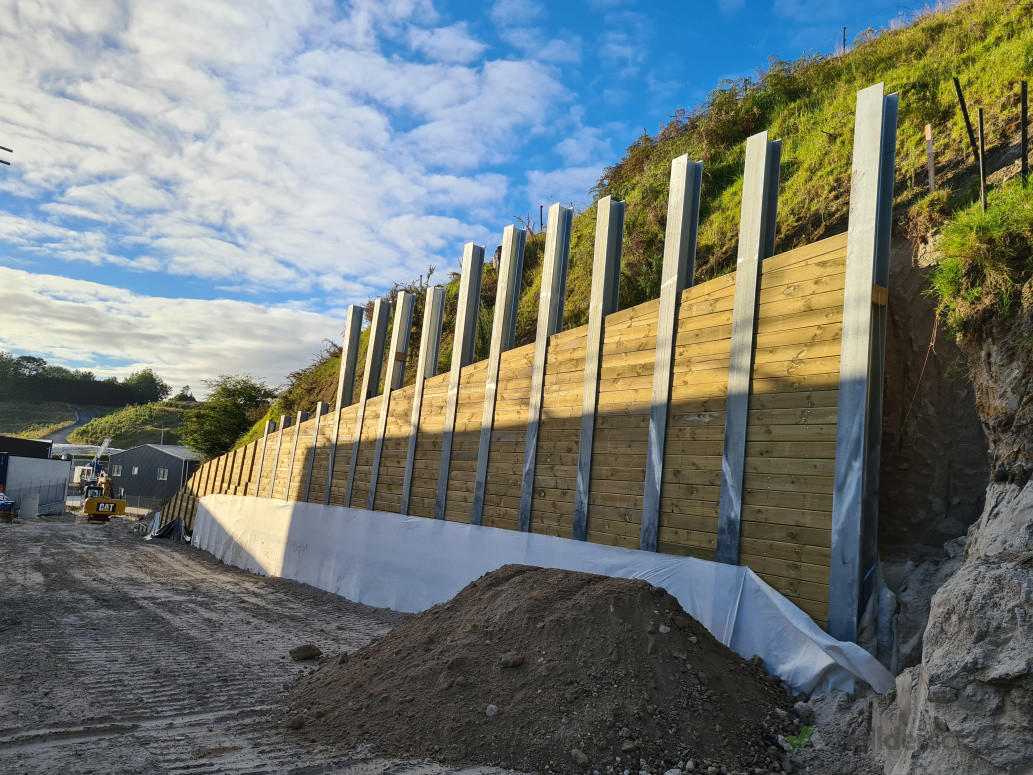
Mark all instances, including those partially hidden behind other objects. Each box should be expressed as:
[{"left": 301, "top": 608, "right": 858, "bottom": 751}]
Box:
[
  {"left": 879, "top": 242, "right": 989, "bottom": 550},
  {"left": 873, "top": 313, "right": 1033, "bottom": 773}
]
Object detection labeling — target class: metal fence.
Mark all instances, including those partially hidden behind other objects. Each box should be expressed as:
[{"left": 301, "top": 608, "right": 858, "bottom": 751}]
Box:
[{"left": 3, "top": 481, "right": 68, "bottom": 515}]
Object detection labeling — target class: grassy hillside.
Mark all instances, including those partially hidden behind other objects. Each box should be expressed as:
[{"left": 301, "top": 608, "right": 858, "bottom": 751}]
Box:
[
  {"left": 68, "top": 401, "right": 198, "bottom": 449},
  {"left": 241, "top": 0, "right": 1033, "bottom": 446},
  {"left": 0, "top": 401, "right": 116, "bottom": 440}
]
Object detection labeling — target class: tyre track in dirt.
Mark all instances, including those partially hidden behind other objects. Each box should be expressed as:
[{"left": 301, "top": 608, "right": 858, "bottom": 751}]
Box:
[{"left": 0, "top": 519, "right": 511, "bottom": 775}]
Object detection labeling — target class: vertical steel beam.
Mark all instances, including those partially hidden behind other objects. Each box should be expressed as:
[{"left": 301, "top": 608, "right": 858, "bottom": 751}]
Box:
[
  {"left": 302, "top": 402, "right": 329, "bottom": 502},
  {"left": 284, "top": 410, "right": 310, "bottom": 501},
  {"left": 571, "top": 196, "right": 625, "bottom": 542},
  {"left": 640, "top": 155, "right": 703, "bottom": 551},
  {"left": 401, "top": 286, "right": 445, "bottom": 515},
  {"left": 367, "top": 291, "right": 416, "bottom": 509},
  {"left": 434, "top": 243, "right": 485, "bottom": 520},
  {"left": 829, "top": 84, "right": 898, "bottom": 642},
  {"left": 345, "top": 298, "right": 391, "bottom": 507},
  {"left": 323, "top": 306, "right": 364, "bottom": 505},
  {"left": 253, "top": 418, "right": 276, "bottom": 496},
  {"left": 267, "top": 414, "right": 289, "bottom": 498},
  {"left": 716, "top": 131, "right": 782, "bottom": 565},
  {"left": 471, "top": 226, "right": 527, "bottom": 525},
  {"left": 518, "top": 204, "right": 573, "bottom": 532}
]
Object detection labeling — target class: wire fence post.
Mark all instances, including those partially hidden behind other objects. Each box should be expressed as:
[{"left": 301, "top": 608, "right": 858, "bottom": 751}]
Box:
[
  {"left": 953, "top": 77, "right": 980, "bottom": 168},
  {"left": 1022, "top": 80, "right": 1028, "bottom": 187},
  {"left": 978, "top": 107, "right": 986, "bottom": 213},
  {"left": 925, "top": 123, "right": 936, "bottom": 192}
]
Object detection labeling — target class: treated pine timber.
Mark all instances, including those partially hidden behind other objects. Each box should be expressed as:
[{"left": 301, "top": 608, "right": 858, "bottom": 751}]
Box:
[
  {"left": 401, "top": 288, "right": 444, "bottom": 515},
  {"left": 345, "top": 298, "right": 390, "bottom": 506}
]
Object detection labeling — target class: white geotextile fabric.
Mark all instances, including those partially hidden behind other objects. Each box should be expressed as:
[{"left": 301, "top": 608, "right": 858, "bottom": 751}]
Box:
[{"left": 193, "top": 494, "right": 894, "bottom": 695}]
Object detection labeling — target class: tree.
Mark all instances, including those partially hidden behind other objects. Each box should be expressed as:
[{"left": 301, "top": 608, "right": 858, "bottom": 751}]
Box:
[
  {"left": 122, "top": 368, "right": 171, "bottom": 403},
  {"left": 172, "top": 385, "right": 196, "bottom": 402},
  {"left": 181, "top": 374, "right": 275, "bottom": 458}
]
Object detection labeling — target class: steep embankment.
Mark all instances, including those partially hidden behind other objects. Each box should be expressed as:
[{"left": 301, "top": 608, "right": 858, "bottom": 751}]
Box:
[
  {"left": 68, "top": 401, "right": 197, "bottom": 448},
  {"left": 868, "top": 178, "right": 1033, "bottom": 774}
]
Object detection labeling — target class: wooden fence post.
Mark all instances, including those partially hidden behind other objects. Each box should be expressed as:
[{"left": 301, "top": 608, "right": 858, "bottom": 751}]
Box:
[
  {"left": 572, "top": 196, "right": 625, "bottom": 541},
  {"left": 640, "top": 154, "right": 703, "bottom": 551},
  {"left": 323, "top": 305, "right": 364, "bottom": 505},
  {"left": 471, "top": 225, "right": 527, "bottom": 525},
  {"left": 345, "top": 298, "right": 391, "bottom": 506},
  {"left": 401, "top": 285, "right": 445, "bottom": 515},
  {"left": 367, "top": 291, "right": 416, "bottom": 509},
  {"left": 435, "top": 242, "right": 484, "bottom": 520},
  {"left": 267, "top": 414, "right": 289, "bottom": 498},
  {"left": 284, "top": 410, "right": 309, "bottom": 501},
  {"left": 254, "top": 418, "right": 276, "bottom": 496},
  {"left": 716, "top": 130, "right": 782, "bottom": 565},
  {"left": 518, "top": 204, "right": 573, "bottom": 532},
  {"left": 829, "top": 83, "right": 897, "bottom": 643}
]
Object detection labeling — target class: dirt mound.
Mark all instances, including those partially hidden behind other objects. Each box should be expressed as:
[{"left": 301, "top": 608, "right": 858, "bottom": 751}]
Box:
[{"left": 287, "top": 565, "right": 802, "bottom": 774}]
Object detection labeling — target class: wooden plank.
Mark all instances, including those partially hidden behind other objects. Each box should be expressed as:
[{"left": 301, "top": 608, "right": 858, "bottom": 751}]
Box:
[
  {"left": 435, "top": 243, "right": 484, "bottom": 519},
  {"left": 471, "top": 225, "right": 526, "bottom": 526},
  {"left": 572, "top": 196, "right": 625, "bottom": 541},
  {"left": 367, "top": 291, "right": 415, "bottom": 509},
  {"left": 253, "top": 419, "right": 276, "bottom": 496},
  {"left": 284, "top": 410, "right": 309, "bottom": 500},
  {"left": 302, "top": 402, "right": 329, "bottom": 501},
  {"left": 518, "top": 204, "right": 573, "bottom": 531}
]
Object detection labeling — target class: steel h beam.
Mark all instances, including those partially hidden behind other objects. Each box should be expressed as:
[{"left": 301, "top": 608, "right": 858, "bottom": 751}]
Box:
[
  {"left": 829, "top": 83, "right": 898, "bottom": 643},
  {"left": 323, "top": 306, "right": 364, "bottom": 505},
  {"left": 401, "top": 286, "right": 445, "bottom": 515},
  {"left": 471, "top": 226, "right": 527, "bottom": 525},
  {"left": 367, "top": 291, "right": 416, "bottom": 509},
  {"left": 283, "top": 410, "right": 309, "bottom": 500},
  {"left": 640, "top": 154, "right": 703, "bottom": 551},
  {"left": 572, "top": 196, "right": 625, "bottom": 542},
  {"left": 518, "top": 204, "right": 573, "bottom": 531},
  {"left": 716, "top": 131, "right": 782, "bottom": 565},
  {"left": 434, "top": 243, "right": 485, "bottom": 520},
  {"left": 267, "top": 414, "right": 289, "bottom": 498},
  {"left": 345, "top": 298, "right": 391, "bottom": 506},
  {"left": 253, "top": 418, "right": 276, "bottom": 496},
  {"left": 302, "top": 402, "right": 329, "bottom": 502}
]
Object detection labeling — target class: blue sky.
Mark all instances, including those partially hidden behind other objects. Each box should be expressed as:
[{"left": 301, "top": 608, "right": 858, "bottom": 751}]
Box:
[{"left": 0, "top": 0, "right": 908, "bottom": 394}]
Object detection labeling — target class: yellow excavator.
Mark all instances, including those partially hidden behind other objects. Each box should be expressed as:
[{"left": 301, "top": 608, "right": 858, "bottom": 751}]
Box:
[{"left": 79, "top": 439, "right": 126, "bottom": 522}]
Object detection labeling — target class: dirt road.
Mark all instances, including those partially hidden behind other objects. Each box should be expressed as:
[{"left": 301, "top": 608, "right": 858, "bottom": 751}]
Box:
[{"left": 0, "top": 518, "right": 508, "bottom": 775}]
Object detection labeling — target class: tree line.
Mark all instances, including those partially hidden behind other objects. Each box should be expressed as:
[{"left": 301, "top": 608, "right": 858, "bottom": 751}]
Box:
[{"left": 0, "top": 352, "right": 172, "bottom": 406}]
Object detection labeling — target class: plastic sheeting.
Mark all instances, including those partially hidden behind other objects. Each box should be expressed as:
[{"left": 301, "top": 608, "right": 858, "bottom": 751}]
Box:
[{"left": 193, "top": 494, "right": 894, "bottom": 695}]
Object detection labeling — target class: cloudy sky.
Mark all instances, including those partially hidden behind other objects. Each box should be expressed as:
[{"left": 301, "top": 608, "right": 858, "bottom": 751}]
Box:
[{"left": 0, "top": 0, "right": 904, "bottom": 395}]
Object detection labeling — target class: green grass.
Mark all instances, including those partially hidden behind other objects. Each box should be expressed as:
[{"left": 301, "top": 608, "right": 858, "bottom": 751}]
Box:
[
  {"left": 930, "top": 178, "right": 1033, "bottom": 333},
  {"left": 238, "top": 0, "right": 1033, "bottom": 447},
  {"left": 68, "top": 401, "right": 198, "bottom": 449},
  {"left": 0, "top": 401, "right": 116, "bottom": 439}
]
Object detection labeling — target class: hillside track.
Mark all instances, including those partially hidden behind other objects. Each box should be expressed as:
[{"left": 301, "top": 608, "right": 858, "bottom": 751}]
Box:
[{"left": 0, "top": 519, "right": 508, "bottom": 775}]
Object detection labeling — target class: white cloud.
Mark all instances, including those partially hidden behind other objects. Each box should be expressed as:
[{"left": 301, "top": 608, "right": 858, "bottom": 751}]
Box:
[
  {"left": 0, "top": 0, "right": 570, "bottom": 299},
  {"left": 489, "top": 0, "right": 545, "bottom": 26},
  {"left": 0, "top": 266, "right": 345, "bottom": 395},
  {"left": 525, "top": 164, "right": 603, "bottom": 211},
  {"left": 409, "top": 22, "right": 486, "bottom": 63},
  {"left": 719, "top": 0, "right": 746, "bottom": 14}
]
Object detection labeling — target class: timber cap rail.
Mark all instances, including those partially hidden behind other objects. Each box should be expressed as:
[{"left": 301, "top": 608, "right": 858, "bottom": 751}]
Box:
[{"left": 164, "top": 83, "right": 898, "bottom": 645}]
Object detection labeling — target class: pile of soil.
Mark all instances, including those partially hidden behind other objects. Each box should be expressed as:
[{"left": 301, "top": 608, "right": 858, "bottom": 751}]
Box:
[{"left": 286, "top": 565, "right": 803, "bottom": 774}]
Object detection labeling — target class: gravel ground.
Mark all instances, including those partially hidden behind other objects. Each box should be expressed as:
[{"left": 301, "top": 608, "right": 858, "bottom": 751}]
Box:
[{"left": 0, "top": 516, "right": 513, "bottom": 775}]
